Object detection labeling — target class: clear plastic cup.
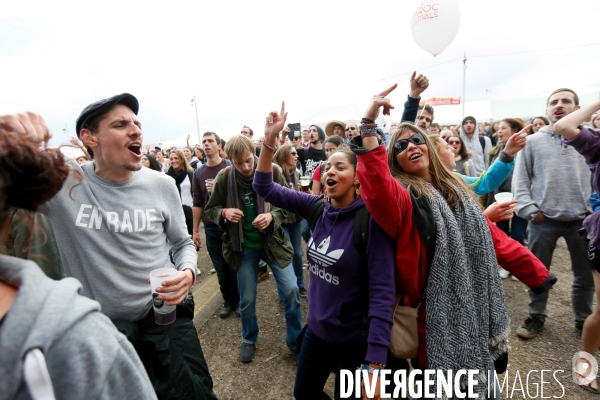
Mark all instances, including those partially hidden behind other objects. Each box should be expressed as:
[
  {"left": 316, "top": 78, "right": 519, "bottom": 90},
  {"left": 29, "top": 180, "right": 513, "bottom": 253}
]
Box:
[
  {"left": 149, "top": 267, "right": 178, "bottom": 325},
  {"left": 494, "top": 192, "right": 513, "bottom": 204},
  {"left": 299, "top": 176, "right": 311, "bottom": 191},
  {"left": 205, "top": 179, "right": 215, "bottom": 197}
]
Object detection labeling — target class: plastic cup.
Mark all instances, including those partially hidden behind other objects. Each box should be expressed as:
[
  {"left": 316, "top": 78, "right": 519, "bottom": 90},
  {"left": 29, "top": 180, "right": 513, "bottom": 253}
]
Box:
[
  {"left": 299, "top": 176, "right": 311, "bottom": 191},
  {"left": 205, "top": 179, "right": 215, "bottom": 197},
  {"left": 494, "top": 192, "right": 513, "bottom": 204},
  {"left": 149, "top": 267, "right": 178, "bottom": 325}
]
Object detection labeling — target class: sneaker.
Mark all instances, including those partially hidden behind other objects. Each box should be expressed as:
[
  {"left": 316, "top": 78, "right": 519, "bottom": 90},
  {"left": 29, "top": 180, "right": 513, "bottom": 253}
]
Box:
[
  {"left": 516, "top": 316, "right": 545, "bottom": 339},
  {"left": 219, "top": 302, "right": 232, "bottom": 318},
  {"left": 298, "top": 288, "right": 308, "bottom": 298},
  {"left": 239, "top": 343, "right": 256, "bottom": 363},
  {"left": 209, "top": 268, "right": 216, "bottom": 274},
  {"left": 510, "top": 275, "right": 520, "bottom": 282},
  {"left": 498, "top": 268, "right": 510, "bottom": 279}
]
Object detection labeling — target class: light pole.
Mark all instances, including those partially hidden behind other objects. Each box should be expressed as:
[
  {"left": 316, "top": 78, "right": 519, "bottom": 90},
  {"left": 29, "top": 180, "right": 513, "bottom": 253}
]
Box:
[
  {"left": 462, "top": 52, "right": 467, "bottom": 119},
  {"left": 191, "top": 96, "right": 201, "bottom": 145}
]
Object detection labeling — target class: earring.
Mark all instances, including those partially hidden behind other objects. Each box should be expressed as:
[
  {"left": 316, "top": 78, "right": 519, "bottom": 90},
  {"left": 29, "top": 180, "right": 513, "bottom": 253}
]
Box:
[{"left": 355, "top": 187, "right": 360, "bottom": 197}]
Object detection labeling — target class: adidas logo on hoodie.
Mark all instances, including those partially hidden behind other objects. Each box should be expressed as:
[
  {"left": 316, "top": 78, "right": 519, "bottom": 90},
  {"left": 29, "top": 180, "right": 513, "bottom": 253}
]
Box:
[{"left": 307, "top": 236, "right": 342, "bottom": 285}]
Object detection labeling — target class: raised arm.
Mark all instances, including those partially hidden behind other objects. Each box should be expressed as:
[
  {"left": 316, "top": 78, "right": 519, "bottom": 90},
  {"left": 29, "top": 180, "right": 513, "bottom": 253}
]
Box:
[
  {"left": 401, "top": 71, "right": 430, "bottom": 123},
  {"left": 253, "top": 102, "right": 321, "bottom": 218},
  {"left": 353, "top": 85, "right": 414, "bottom": 239},
  {"left": 554, "top": 98, "right": 600, "bottom": 140},
  {"left": 460, "top": 127, "right": 529, "bottom": 195}
]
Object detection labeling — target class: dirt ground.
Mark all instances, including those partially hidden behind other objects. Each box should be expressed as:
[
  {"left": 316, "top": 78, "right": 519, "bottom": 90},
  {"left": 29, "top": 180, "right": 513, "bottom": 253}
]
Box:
[{"left": 193, "top": 232, "right": 598, "bottom": 400}]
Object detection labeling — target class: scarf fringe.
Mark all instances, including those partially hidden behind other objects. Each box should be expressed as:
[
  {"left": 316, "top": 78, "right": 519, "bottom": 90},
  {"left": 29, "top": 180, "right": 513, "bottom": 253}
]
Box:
[{"left": 488, "top": 324, "right": 511, "bottom": 360}]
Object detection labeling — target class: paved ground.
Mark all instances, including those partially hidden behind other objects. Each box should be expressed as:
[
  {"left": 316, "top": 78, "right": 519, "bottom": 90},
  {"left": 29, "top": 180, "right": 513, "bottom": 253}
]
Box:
[{"left": 190, "top": 229, "right": 598, "bottom": 400}]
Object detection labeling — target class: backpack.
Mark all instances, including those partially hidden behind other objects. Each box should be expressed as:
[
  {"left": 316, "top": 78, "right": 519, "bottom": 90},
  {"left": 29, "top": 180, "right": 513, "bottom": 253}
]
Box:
[
  {"left": 479, "top": 135, "right": 486, "bottom": 151},
  {"left": 306, "top": 200, "right": 370, "bottom": 262}
]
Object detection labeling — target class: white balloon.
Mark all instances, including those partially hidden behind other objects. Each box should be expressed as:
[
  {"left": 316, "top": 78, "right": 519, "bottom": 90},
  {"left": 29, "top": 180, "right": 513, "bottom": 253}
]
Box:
[{"left": 411, "top": 0, "right": 461, "bottom": 57}]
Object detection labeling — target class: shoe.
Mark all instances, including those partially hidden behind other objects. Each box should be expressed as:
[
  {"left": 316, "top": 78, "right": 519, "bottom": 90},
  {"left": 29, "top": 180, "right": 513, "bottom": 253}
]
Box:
[
  {"left": 279, "top": 300, "right": 285, "bottom": 309},
  {"left": 239, "top": 342, "right": 256, "bottom": 363},
  {"left": 516, "top": 316, "right": 545, "bottom": 339},
  {"left": 498, "top": 268, "right": 510, "bottom": 279},
  {"left": 510, "top": 275, "right": 520, "bottom": 282},
  {"left": 575, "top": 321, "right": 584, "bottom": 333},
  {"left": 209, "top": 268, "right": 216, "bottom": 274},
  {"left": 219, "top": 302, "right": 232, "bottom": 318},
  {"left": 299, "top": 288, "right": 308, "bottom": 298},
  {"left": 257, "top": 266, "right": 269, "bottom": 282}
]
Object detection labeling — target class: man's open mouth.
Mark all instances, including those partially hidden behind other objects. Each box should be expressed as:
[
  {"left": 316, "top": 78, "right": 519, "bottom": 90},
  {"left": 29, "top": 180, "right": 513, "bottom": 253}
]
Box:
[{"left": 128, "top": 143, "right": 142, "bottom": 156}]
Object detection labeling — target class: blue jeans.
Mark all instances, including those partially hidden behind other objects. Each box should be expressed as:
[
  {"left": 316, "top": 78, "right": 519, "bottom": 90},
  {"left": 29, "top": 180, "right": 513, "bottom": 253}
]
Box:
[
  {"left": 294, "top": 327, "right": 367, "bottom": 400},
  {"left": 496, "top": 215, "right": 527, "bottom": 245},
  {"left": 238, "top": 249, "right": 302, "bottom": 350},
  {"left": 283, "top": 222, "right": 305, "bottom": 296},
  {"left": 527, "top": 218, "right": 595, "bottom": 324},
  {"left": 204, "top": 224, "right": 239, "bottom": 306}
]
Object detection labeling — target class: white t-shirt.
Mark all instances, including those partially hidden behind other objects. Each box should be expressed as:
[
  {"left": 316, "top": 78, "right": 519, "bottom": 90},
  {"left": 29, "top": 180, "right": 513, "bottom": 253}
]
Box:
[{"left": 180, "top": 175, "right": 193, "bottom": 207}]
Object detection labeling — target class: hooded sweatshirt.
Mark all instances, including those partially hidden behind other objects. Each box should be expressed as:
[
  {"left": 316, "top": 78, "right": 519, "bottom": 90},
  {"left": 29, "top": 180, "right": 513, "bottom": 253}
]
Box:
[
  {"left": 0, "top": 256, "right": 157, "bottom": 400},
  {"left": 253, "top": 171, "right": 395, "bottom": 365},
  {"left": 460, "top": 116, "right": 492, "bottom": 176},
  {"left": 513, "top": 126, "right": 591, "bottom": 221}
]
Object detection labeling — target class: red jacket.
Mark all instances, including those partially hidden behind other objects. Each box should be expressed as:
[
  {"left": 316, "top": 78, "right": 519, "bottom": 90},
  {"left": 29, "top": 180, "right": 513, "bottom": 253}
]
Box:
[{"left": 356, "top": 145, "right": 555, "bottom": 367}]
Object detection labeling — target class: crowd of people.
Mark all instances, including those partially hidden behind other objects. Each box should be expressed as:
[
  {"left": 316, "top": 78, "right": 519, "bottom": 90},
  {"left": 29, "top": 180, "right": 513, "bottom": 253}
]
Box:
[{"left": 0, "top": 71, "right": 599, "bottom": 400}]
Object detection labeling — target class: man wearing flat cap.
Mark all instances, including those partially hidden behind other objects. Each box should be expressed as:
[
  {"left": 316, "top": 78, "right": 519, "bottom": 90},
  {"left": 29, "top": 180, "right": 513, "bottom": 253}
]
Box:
[{"left": 39, "top": 93, "right": 217, "bottom": 399}]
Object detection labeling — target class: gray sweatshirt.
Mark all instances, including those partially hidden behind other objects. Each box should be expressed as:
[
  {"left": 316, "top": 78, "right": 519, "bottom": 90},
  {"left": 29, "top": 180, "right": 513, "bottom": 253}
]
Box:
[
  {"left": 39, "top": 162, "right": 197, "bottom": 321},
  {"left": 512, "top": 126, "right": 591, "bottom": 221},
  {"left": 0, "top": 256, "right": 157, "bottom": 400}
]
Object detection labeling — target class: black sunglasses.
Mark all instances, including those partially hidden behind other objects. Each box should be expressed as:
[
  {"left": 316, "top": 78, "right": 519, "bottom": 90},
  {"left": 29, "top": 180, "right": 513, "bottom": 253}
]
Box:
[
  {"left": 291, "top": 151, "right": 297, "bottom": 156},
  {"left": 345, "top": 126, "right": 356, "bottom": 131},
  {"left": 393, "top": 132, "right": 427, "bottom": 155}
]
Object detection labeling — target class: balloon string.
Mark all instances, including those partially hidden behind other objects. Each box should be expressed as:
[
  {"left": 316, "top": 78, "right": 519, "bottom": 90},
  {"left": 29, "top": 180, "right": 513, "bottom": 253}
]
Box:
[{"left": 415, "top": 99, "right": 428, "bottom": 125}]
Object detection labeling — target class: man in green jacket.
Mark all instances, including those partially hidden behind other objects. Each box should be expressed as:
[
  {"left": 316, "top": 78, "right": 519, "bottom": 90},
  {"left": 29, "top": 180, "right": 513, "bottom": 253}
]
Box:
[{"left": 205, "top": 135, "right": 302, "bottom": 363}]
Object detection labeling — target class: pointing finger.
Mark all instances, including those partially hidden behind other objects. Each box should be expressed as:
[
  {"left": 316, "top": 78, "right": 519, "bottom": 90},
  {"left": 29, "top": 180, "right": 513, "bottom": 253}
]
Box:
[{"left": 377, "top": 83, "right": 398, "bottom": 98}]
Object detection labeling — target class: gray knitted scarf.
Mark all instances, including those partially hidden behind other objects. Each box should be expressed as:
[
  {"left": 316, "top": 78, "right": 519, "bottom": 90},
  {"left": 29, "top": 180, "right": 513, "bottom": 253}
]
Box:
[{"left": 424, "top": 184, "right": 510, "bottom": 399}]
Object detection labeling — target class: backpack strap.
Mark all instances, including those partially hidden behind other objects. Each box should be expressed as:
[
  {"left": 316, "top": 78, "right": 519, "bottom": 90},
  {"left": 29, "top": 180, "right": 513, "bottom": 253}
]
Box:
[
  {"left": 307, "top": 199, "right": 325, "bottom": 231},
  {"left": 353, "top": 206, "right": 370, "bottom": 261},
  {"left": 194, "top": 163, "right": 206, "bottom": 190},
  {"left": 478, "top": 135, "right": 486, "bottom": 151}
]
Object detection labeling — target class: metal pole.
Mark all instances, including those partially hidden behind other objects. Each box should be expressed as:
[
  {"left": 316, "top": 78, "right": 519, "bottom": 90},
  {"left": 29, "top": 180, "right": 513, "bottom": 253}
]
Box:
[
  {"left": 193, "top": 95, "right": 201, "bottom": 145},
  {"left": 462, "top": 52, "right": 467, "bottom": 119}
]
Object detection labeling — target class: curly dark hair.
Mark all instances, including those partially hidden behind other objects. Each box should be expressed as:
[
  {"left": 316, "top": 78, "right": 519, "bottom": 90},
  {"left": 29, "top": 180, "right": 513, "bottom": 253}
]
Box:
[{"left": 0, "top": 133, "right": 70, "bottom": 235}]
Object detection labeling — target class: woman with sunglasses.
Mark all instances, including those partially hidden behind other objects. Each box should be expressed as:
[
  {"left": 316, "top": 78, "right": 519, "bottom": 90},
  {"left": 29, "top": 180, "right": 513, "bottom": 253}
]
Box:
[
  {"left": 254, "top": 103, "right": 396, "bottom": 400},
  {"left": 447, "top": 134, "right": 473, "bottom": 176},
  {"left": 353, "top": 84, "right": 555, "bottom": 399},
  {"left": 273, "top": 144, "right": 307, "bottom": 298}
]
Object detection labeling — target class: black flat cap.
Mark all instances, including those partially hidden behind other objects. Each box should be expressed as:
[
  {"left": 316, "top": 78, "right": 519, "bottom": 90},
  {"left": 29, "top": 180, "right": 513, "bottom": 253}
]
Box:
[{"left": 76, "top": 93, "right": 139, "bottom": 138}]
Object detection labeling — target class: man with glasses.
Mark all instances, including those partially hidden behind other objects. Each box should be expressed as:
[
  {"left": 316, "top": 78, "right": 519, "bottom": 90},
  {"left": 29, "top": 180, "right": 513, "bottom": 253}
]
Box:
[{"left": 345, "top": 122, "right": 358, "bottom": 141}]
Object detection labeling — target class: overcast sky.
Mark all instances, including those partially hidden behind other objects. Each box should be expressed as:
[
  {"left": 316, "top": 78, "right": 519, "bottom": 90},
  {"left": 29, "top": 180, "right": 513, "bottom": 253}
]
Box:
[{"left": 2, "top": 0, "right": 599, "bottom": 147}]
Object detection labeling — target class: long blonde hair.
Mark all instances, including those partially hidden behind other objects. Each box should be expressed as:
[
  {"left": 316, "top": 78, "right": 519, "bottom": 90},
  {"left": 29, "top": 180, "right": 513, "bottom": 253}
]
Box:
[
  {"left": 172, "top": 150, "right": 193, "bottom": 172},
  {"left": 387, "top": 122, "right": 478, "bottom": 209}
]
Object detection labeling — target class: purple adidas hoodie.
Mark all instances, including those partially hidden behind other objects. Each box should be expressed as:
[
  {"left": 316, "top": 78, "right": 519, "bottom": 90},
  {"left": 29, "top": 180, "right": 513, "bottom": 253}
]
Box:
[{"left": 253, "top": 171, "right": 395, "bottom": 365}]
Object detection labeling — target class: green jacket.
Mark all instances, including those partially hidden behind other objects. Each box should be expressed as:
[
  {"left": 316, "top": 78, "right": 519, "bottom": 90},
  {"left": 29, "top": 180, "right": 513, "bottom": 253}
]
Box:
[{"left": 204, "top": 164, "right": 293, "bottom": 270}]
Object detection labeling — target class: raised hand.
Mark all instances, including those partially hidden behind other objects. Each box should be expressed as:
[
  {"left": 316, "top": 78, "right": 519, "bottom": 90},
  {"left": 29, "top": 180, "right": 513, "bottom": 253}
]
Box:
[
  {"left": 0, "top": 112, "right": 52, "bottom": 143},
  {"left": 409, "top": 71, "right": 430, "bottom": 99},
  {"left": 264, "top": 101, "right": 288, "bottom": 142},
  {"left": 504, "top": 125, "right": 531, "bottom": 157},
  {"left": 364, "top": 85, "right": 398, "bottom": 122}
]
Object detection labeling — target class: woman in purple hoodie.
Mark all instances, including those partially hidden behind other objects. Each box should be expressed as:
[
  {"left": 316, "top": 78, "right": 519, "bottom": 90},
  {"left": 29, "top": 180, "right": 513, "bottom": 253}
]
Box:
[{"left": 253, "top": 103, "right": 396, "bottom": 400}]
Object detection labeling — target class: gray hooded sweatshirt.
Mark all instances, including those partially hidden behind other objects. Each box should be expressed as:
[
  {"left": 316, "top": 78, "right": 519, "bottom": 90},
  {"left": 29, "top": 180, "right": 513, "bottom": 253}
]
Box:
[
  {"left": 512, "top": 126, "right": 591, "bottom": 221},
  {"left": 0, "top": 256, "right": 157, "bottom": 400}
]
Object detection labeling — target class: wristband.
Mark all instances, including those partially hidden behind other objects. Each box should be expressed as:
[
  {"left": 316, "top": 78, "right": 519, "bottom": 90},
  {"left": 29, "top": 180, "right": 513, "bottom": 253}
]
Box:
[
  {"left": 361, "top": 117, "right": 375, "bottom": 124},
  {"left": 359, "top": 364, "right": 381, "bottom": 376},
  {"left": 193, "top": 229, "right": 199, "bottom": 234},
  {"left": 222, "top": 208, "right": 228, "bottom": 220},
  {"left": 263, "top": 142, "right": 276, "bottom": 152}
]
